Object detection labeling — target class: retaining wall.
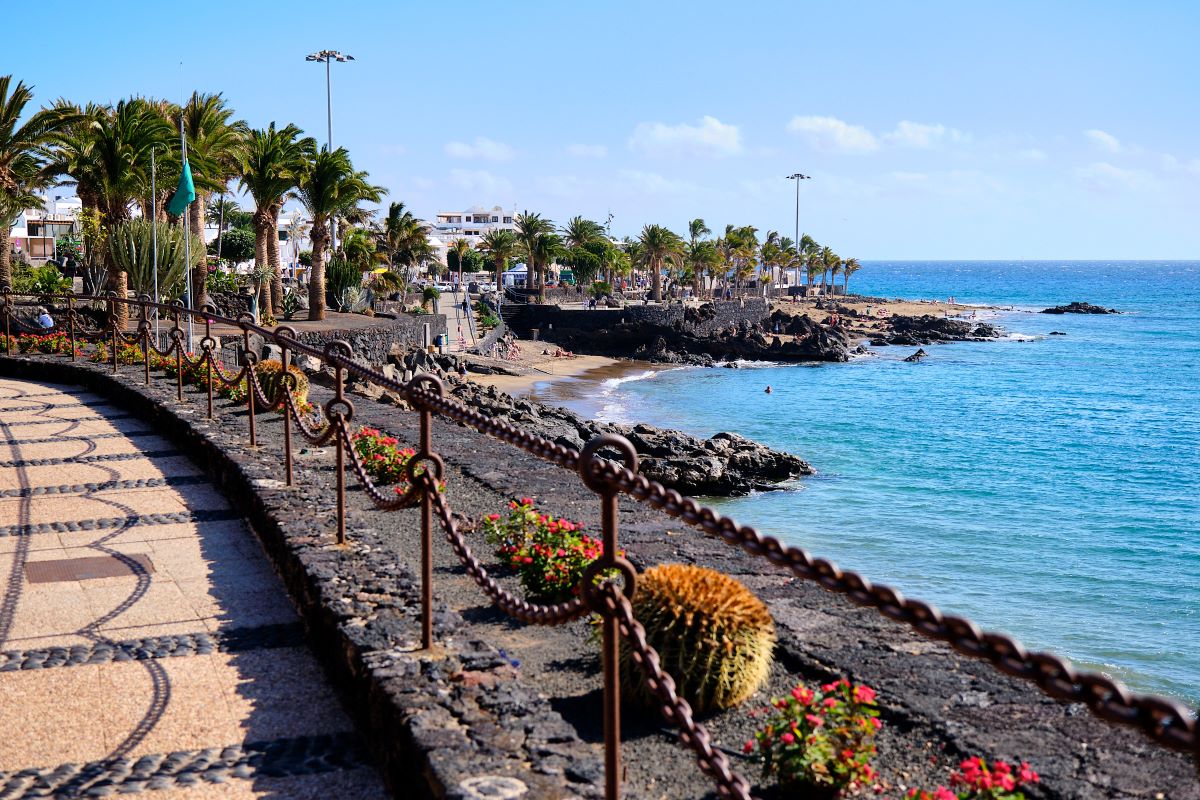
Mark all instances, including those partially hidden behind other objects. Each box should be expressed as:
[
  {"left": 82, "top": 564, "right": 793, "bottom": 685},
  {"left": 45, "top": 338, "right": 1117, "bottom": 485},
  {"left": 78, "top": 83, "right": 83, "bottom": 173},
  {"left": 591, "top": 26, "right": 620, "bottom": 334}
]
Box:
[{"left": 297, "top": 313, "right": 447, "bottom": 364}]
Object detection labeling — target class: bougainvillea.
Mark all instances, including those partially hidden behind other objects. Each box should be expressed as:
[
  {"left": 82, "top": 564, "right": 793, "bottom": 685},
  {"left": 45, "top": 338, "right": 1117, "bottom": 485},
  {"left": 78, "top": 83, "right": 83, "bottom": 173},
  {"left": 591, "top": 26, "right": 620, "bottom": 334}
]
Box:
[{"left": 907, "top": 758, "right": 1039, "bottom": 800}]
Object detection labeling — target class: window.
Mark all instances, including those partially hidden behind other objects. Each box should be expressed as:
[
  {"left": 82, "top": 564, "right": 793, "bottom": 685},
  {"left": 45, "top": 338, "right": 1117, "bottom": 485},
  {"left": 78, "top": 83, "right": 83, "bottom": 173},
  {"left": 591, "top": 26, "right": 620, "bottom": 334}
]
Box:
[
  {"left": 466, "top": 216, "right": 474, "bottom": 223},
  {"left": 503, "top": 216, "right": 512, "bottom": 224},
  {"left": 491, "top": 216, "right": 499, "bottom": 223}
]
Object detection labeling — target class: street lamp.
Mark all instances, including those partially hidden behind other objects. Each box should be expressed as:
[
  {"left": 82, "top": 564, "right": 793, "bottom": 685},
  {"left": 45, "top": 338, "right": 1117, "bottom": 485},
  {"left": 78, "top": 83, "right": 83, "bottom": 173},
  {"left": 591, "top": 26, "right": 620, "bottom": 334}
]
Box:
[
  {"left": 306, "top": 49, "right": 354, "bottom": 250},
  {"left": 786, "top": 173, "right": 811, "bottom": 293}
]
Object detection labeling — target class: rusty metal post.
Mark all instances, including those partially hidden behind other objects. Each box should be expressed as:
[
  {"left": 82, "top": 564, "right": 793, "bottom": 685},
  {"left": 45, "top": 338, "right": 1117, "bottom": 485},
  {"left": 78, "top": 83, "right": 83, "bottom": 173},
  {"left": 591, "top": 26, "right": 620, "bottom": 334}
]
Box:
[
  {"left": 173, "top": 309, "right": 183, "bottom": 401},
  {"left": 600, "top": 487, "right": 621, "bottom": 800},
  {"left": 110, "top": 309, "right": 118, "bottom": 373},
  {"left": 67, "top": 295, "right": 76, "bottom": 361},
  {"left": 203, "top": 316, "right": 214, "bottom": 419},
  {"left": 243, "top": 328, "right": 256, "bottom": 446},
  {"left": 139, "top": 300, "right": 150, "bottom": 384},
  {"left": 420, "top": 407, "right": 434, "bottom": 650},
  {"left": 333, "top": 357, "right": 348, "bottom": 545},
  {"left": 278, "top": 336, "right": 294, "bottom": 485},
  {"left": 2, "top": 292, "right": 10, "bottom": 354}
]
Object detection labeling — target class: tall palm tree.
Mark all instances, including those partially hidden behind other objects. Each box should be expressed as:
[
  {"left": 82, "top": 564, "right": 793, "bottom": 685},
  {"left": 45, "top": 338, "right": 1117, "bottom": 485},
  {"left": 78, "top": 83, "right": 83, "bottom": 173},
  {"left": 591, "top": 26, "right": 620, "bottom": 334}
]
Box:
[
  {"left": 293, "top": 144, "right": 382, "bottom": 320},
  {"left": 478, "top": 228, "right": 518, "bottom": 290},
  {"left": 449, "top": 237, "right": 471, "bottom": 295},
  {"left": 688, "top": 218, "right": 711, "bottom": 246},
  {"left": 179, "top": 92, "right": 247, "bottom": 309},
  {"left": 820, "top": 246, "right": 839, "bottom": 296},
  {"left": 636, "top": 224, "right": 683, "bottom": 302},
  {"left": 842, "top": 257, "right": 861, "bottom": 295},
  {"left": 0, "top": 76, "right": 76, "bottom": 288},
  {"left": 239, "top": 123, "right": 311, "bottom": 314},
  {"left": 514, "top": 211, "right": 555, "bottom": 303},
  {"left": 376, "top": 200, "right": 434, "bottom": 284}
]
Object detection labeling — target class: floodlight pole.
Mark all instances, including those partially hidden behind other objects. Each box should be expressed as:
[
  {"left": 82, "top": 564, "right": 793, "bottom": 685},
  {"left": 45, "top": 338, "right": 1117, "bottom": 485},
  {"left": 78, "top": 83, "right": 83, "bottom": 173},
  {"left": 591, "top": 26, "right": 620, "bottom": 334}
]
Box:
[
  {"left": 307, "top": 49, "right": 354, "bottom": 254},
  {"left": 786, "top": 173, "right": 811, "bottom": 292}
]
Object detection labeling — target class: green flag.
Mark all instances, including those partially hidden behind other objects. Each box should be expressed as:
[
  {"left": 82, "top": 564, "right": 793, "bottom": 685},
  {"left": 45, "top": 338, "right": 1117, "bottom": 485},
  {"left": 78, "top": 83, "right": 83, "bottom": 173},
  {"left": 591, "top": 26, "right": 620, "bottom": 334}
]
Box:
[{"left": 167, "top": 158, "right": 195, "bottom": 217}]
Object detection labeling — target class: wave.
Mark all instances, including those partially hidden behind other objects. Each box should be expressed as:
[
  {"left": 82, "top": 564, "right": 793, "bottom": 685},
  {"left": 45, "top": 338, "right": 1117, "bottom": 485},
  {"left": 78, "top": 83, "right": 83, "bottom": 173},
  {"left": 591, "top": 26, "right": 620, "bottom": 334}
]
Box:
[{"left": 600, "top": 369, "right": 660, "bottom": 390}]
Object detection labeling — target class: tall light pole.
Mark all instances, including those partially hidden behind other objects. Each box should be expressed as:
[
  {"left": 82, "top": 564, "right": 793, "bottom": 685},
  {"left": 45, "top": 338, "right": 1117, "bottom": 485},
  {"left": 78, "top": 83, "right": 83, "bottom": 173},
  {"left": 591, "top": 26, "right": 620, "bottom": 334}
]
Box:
[
  {"left": 786, "top": 173, "right": 811, "bottom": 293},
  {"left": 306, "top": 49, "right": 354, "bottom": 251}
]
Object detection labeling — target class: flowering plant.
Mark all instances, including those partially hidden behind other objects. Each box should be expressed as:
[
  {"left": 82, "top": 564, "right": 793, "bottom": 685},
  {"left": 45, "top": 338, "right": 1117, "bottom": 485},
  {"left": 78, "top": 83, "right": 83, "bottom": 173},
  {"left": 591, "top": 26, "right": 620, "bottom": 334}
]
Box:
[
  {"left": 907, "top": 757, "right": 1039, "bottom": 800},
  {"left": 481, "top": 498, "right": 610, "bottom": 601},
  {"left": 350, "top": 426, "right": 441, "bottom": 499},
  {"left": 747, "top": 679, "right": 881, "bottom": 795},
  {"left": 89, "top": 339, "right": 144, "bottom": 365},
  {"left": 14, "top": 332, "right": 80, "bottom": 356}
]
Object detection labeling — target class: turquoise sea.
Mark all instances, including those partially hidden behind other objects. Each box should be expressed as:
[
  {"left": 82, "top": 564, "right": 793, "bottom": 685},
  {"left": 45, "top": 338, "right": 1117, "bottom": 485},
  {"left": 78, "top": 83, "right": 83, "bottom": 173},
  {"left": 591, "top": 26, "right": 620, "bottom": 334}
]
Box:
[{"left": 539, "top": 261, "right": 1200, "bottom": 706}]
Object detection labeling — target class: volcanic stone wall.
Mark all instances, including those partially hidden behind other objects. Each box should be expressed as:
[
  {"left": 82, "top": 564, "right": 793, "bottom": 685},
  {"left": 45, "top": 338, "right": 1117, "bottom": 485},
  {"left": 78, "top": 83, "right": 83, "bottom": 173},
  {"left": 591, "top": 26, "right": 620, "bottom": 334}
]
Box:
[
  {"left": 298, "top": 313, "right": 447, "bottom": 363},
  {"left": 508, "top": 299, "right": 770, "bottom": 339}
]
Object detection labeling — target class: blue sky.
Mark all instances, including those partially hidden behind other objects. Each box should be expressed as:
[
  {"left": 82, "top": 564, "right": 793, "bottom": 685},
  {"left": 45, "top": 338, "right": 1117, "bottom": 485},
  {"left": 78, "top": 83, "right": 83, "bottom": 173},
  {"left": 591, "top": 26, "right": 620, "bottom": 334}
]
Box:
[{"left": 9, "top": 0, "right": 1199, "bottom": 258}]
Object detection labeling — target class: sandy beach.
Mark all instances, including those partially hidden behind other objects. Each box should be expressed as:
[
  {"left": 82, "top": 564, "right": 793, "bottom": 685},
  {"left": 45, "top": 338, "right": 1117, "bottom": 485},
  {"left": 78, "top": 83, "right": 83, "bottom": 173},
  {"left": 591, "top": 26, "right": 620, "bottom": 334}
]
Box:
[{"left": 465, "top": 342, "right": 631, "bottom": 395}]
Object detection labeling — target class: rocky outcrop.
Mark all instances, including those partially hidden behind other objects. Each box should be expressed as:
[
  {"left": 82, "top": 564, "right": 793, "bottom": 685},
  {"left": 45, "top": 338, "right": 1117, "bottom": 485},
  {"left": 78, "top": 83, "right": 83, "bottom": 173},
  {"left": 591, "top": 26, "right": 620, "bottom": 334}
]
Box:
[
  {"left": 545, "top": 307, "right": 852, "bottom": 365},
  {"left": 1041, "top": 301, "right": 1119, "bottom": 314},
  {"left": 903, "top": 348, "right": 928, "bottom": 362},
  {"left": 878, "top": 315, "right": 1002, "bottom": 345},
  {"left": 448, "top": 381, "right": 812, "bottom": 496}
]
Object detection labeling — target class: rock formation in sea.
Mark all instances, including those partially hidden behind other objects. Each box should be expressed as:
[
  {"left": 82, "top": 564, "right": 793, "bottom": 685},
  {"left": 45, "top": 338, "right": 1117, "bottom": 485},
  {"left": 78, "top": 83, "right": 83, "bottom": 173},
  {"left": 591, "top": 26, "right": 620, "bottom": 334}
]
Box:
[{"left": 1040, "top": 301, "right": 1120, "bottom": 314}]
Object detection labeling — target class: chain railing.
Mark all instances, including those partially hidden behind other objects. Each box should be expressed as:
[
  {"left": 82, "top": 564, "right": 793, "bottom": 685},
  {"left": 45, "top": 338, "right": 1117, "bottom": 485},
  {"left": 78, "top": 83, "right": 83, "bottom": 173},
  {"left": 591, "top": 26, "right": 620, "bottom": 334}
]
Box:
[{"left": 2, "top": 289, "right": 1197, "bottom": 796}]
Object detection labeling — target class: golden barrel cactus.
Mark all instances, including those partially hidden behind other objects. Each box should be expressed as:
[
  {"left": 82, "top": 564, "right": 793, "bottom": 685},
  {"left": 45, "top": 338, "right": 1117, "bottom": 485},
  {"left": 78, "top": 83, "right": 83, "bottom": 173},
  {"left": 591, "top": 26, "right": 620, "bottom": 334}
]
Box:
[
  {"left": 255, "top": 360, "right": 309, "bottom": 405},
  {"left": 622, "top": 563, "right": 775, "bottom": 712}
]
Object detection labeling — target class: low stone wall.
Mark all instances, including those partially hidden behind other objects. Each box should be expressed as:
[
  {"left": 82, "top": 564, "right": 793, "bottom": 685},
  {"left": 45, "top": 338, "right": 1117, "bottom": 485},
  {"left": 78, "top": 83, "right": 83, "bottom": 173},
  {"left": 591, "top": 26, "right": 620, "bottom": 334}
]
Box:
[
  {"left": 297, "top": 313, "right": 447, "bottom": 364},
  {"left": 506, "top": 299, "right": 770, "bottom": 339}
]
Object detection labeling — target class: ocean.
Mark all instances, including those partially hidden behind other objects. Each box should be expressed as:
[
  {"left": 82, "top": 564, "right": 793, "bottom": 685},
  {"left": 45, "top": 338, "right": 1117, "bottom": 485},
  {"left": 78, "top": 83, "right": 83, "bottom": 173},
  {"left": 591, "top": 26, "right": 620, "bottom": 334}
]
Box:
[{"left": 531, "top": 261, "right": 1200, "bottom": 706}]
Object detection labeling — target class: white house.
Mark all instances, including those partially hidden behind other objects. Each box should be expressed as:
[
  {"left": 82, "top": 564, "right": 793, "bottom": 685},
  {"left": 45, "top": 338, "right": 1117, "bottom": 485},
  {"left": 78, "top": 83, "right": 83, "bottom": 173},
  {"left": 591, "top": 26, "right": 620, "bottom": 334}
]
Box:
[
  {"left": 7, "top": 195, "right": 81, "bottom": 264},
  {"left": 431, "top": 205, "right": 517, "bottom": 244}
]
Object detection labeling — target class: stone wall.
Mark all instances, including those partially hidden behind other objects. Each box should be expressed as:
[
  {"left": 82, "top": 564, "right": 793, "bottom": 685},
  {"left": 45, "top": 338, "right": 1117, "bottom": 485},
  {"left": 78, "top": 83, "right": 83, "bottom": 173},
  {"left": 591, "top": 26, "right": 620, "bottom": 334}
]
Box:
[
  {"left": 506, "top": 299, "right": 771, "bottom": 339},
  {"left": 297, "top": 313, "right": 448, "bottom": 365}
]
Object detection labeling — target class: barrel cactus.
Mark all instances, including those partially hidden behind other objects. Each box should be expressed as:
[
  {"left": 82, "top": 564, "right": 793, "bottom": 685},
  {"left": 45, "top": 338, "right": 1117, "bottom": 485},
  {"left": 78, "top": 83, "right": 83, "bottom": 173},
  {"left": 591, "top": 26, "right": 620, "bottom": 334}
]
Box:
[
  {"left": 621, "top": 563, "right": 775, "bottom": 712},
  {"left": 255, "top": 360, "right": 309, "bottom": 404}
]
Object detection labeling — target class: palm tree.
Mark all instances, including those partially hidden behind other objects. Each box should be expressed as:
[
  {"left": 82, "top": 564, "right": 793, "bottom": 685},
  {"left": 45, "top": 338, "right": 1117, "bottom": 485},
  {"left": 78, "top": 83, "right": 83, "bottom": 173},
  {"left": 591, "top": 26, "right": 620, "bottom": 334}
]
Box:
[
  {"left": 560, "top": 215, "right": 605, "bottom": 288},
  {"left": 478, "top": 228, "right": 518, "bottom": 290},
  {"left": 636, "top": 224, "right": 684, "bottom": 302},
  {"left": 0, "top": 76, "right": 75, "bottom": 288},
  {"left": 294, "top": 144, "right": 382, "bottom": 320},
  {"left": 239, "top": 123, "right": 311, "bottom": 314},
  {"left": 340, "top": 226, "right": 379, "bottom": 270},
  {"left": 684, "top": 239, "right": 720, "bottom": 296},
  {"left": 376, "top": 201, "right": 435, "bottom": 288},
  {"left": 820, "top": 246, "right": 839, "bottom": 296},
  {"left": 688, "top": 218, "right": 711, "bottom": 246},
  {"left": 514, "top": 211, "right": 555, "bottom": 303},
  {"left": 449, "top": 237, "right": 471, "bottom": 296},
  {"left": 49, "top": 98, "right": 173, "bottom": 325},
  {"left": 179, "top": 92, "right": 246, "bottom": 309},
  {"left": 842, "top": 257, "right": 861, "bottom": 295},
  {"left": 760, "top": 230, "right": 781, "bottom": 298}
]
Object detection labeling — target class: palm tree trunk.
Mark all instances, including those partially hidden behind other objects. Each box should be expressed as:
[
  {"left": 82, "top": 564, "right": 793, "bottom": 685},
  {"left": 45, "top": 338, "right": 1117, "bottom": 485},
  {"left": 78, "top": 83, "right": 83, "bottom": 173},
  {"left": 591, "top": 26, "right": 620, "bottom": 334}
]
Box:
[
  {"left": 189, "top": 196, "right": 208, "bottom": 310},
  {"left": 494, "top": 258, "right": 503, "bottom": 293},
  {"left": 268, "top": 211, "right": 283, "bottom": 315},
  {"left": 0, "top": 228, "right": 12, "bottom": 290},
  {"left": 651, "top": 258, "right": 662, "bottom": 302},
  {"left": 308, "top": 221, "right": 328, "bottom": 321},
  {"left": 252, "top": 210, "right": 270, "bottom": 317},
  {"left": 526, "top": 257, "right": 535, "bottom": 305},
  {"left": 537, "top": 261, "right": 546, "bottom": 304}
]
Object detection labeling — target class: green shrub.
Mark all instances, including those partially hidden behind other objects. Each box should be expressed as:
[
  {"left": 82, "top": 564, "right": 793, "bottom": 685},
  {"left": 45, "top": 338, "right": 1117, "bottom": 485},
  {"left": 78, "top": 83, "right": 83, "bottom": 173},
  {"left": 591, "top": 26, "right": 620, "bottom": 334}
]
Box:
[
  {"left": 622, "top": 563, "right": 775, "bottom": 712},
  {"left": 206, "top": 269, "right": 241, "bottom": 293}
]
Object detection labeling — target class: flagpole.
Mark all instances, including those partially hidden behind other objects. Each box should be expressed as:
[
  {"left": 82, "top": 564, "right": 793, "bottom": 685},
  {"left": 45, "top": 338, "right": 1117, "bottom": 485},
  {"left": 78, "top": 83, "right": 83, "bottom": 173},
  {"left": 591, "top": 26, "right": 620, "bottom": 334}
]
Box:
[
  {"left": 151, "top": 146, "right": 160, "bottom": 344},
  {"left": 181, "top": 113, "right": 193, "bottom": 344}
]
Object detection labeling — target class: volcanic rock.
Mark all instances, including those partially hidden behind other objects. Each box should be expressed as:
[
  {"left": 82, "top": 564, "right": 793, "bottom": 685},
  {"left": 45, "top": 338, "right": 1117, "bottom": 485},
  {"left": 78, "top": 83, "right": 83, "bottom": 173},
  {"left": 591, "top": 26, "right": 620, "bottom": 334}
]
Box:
[{"left": 1040, "top": 301, "right": 1119, "bottom": 314}]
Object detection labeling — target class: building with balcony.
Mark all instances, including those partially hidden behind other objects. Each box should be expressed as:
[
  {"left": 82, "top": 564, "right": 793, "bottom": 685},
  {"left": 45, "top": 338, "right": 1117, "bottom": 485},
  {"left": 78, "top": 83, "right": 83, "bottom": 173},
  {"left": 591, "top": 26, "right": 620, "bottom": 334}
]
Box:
[
  {"left": 7, "top": 196, "right": 81, "bottom": 264},
  {"left": 431, "top": 205, "right": 516, "bottom": 244}
]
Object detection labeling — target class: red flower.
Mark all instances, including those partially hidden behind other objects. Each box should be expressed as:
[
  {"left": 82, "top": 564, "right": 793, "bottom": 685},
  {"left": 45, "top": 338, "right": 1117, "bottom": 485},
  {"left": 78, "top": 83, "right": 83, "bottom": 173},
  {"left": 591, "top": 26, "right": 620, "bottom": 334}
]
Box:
[
  {"left": 852, "top": 684, "right": 877, "bottom": 704},
  {"left": 780, "top": 732, "right": 795, "bottom": 745}
]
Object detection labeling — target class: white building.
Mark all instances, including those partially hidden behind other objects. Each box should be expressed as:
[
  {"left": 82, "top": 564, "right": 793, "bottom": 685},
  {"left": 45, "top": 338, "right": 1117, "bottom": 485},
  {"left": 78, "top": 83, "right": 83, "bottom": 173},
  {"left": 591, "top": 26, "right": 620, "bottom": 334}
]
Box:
[
  {"left": 7, "top": 195, "right": 81, "bottom": 264},
  {"left": 431, "top": 205, "right": 517, "bottom": 244}
]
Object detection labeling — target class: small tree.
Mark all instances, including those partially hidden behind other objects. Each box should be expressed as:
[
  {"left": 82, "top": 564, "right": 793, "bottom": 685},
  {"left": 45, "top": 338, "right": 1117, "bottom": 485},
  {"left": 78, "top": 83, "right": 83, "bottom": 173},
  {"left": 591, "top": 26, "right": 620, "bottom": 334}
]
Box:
[{"left": 207, "top": 227, "right": 255, "bottom": 264}]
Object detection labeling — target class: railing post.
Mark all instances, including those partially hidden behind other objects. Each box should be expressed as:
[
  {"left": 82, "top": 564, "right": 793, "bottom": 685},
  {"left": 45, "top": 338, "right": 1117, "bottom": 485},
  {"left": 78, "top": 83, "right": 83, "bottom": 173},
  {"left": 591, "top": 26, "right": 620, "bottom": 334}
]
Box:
[
  {"left": 241, "top": 321, "right": 256, "bottom": 446},
  {"left": 420, "top": 406, "right": 434, "bottom": 650},
  {"left": 202, "top": 315, "right": 214, "bottom": 419},
  {"left": 138, "top": 297, "right": 150, "bottom": 385},
  {"left": 324, "top": 340, "right": 355, "bottom": 547},
  {"left": 110, "top": 296, "right": 118, "bottom": 374},
  {"left": 173, "top": 308, "right": 183, "bottom": 401},
  {"left": 67, "top": 294, "right": 76, "bottom": 361},
  {"left": 578, "top": 434, "right": 641, "bottom": 800},
  {"left": 2, "top": 291, "right": 11, "bottom": 355},
  {"left": 276, "top": 327, "right": 296, "bottom": 486}
]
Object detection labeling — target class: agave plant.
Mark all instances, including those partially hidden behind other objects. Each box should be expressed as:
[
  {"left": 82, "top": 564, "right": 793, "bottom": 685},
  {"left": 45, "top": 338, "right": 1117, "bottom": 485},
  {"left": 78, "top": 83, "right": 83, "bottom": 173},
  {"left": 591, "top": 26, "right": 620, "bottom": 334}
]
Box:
[{"left": 107, "top": 218, "right": 203, "bottom": 300}]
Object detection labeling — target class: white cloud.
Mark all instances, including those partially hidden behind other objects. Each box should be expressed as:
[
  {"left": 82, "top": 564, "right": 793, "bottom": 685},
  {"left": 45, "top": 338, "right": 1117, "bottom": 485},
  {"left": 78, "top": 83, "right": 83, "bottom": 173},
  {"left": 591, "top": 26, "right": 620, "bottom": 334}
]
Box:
[
  {"left": 1076, "top": 162, "right": 1156, "bottom": 192},
  {"left": 448, "top": 168, "right": 513, "bottom": 196},
  {"left": 536, "top": 174, "right": 586, "bottom": 197},
  {"left": 565, "top": 143, "right": 607, "bottom": 158},
  {"left": 1162, "top": 154, "right": 1200, "bottom": 176},
  {"left": 1016, "top": 148, "right": 1048, "bottom": 162},
  {"left": 1084, "top": 129, "right": 1121, "bottom": 153},
  {"left": 615, "top": 169, "right": 697, "bottom": 195},
  {"left": 884, "top": 121, "right": 968, "bottom": 148},
  {"left": 786, "top": 116, "right": 878, "bottom": 153},
  {"left": 628, "top": 116, "right": 742, "bottom": 157},
  {"left": 444, "top": 137, "right": 515, "bottom": 162}
]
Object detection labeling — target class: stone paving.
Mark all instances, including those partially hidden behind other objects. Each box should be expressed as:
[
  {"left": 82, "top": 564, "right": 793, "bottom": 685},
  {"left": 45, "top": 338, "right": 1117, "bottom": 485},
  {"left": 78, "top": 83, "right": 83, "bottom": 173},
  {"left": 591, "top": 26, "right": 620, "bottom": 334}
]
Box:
[{"left": 0, "top": 378, "right": 389, "bottom": 798}]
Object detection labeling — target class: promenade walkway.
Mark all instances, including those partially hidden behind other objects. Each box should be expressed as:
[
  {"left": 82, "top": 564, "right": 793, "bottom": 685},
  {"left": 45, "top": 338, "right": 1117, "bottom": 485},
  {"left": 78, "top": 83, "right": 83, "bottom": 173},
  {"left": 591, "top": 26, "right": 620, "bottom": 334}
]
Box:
[{"left": 0, "top": 378, "right": 388, "bottom": 799}]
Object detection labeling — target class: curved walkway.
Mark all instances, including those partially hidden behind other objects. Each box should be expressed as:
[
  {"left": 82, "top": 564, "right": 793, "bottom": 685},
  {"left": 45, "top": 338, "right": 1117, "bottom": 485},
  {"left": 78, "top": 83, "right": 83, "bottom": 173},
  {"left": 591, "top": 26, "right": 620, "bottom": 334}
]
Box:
[{"left": 0, "top": 378, "right": 388, "bottom": 799}]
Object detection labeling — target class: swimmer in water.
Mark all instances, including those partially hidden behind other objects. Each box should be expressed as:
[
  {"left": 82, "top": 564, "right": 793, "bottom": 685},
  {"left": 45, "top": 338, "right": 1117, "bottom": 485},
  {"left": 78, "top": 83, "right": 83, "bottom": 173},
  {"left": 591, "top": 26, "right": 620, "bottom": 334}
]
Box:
[{"left": 765, "top": 386, "right": 773, "bottom": 394}]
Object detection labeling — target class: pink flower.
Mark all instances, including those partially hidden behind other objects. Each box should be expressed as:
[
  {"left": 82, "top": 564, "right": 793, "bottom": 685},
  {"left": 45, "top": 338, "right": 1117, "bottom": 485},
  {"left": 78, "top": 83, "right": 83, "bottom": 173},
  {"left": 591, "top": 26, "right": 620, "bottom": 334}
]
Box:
[
  {"left": 780, "top": 732, "right": 795, "bottom": 744},
  {"left": 870, "top": 717, "right": 882, "bottom": 730},
  {"left": 742, "top": 741, "right": 753, "bottom": 753},
  {"left": 520, "top": 497, "right": 533, "bottom": 505},
  {"left": 822, "top": 697, "right": 839, "bottom": 709},
  {"left": 1019, "top": 762, "right": 1039, "bottom": 783},
  {"left": 486, "top": 513, "right": 501, "bottom": 521},
  {"left": 934, "top": 789, "right": 956, "bottom": 800},
  {"left": 791, "top": 686, "right": 814, "bottom": 704},
  {"left": 804, "top": 713, "right": 824, "bottom": 727},
  {"left": 853, "top": 685, "right": 877, "bottom": 704}
]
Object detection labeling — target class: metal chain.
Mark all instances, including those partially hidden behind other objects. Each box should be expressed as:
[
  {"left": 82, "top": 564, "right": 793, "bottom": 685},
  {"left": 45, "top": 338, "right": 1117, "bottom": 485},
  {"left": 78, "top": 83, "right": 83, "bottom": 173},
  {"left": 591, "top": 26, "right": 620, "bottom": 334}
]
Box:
[
  {"left": 337, "top": 423, "right": 422, "bottom": 511},
  {"left": 425, "top": 475, "right": 589, "bottom": 626},
  {"left": 602, "top": 582, "right": 753, "bottom": 799}
]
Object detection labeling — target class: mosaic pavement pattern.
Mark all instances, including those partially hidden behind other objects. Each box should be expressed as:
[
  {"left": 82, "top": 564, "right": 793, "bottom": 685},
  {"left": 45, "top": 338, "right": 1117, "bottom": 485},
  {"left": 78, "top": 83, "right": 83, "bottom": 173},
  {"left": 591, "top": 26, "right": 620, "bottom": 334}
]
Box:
[{"left": 0, "top": 378, "right": 389, "bottom": 799}]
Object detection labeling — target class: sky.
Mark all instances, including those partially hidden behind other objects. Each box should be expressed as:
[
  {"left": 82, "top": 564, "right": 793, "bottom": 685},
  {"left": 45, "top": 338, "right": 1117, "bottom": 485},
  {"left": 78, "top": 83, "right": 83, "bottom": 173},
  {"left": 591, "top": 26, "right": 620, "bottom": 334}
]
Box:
[{"left": 7, "top": 0, "right": 1199, "bottom": 258}]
